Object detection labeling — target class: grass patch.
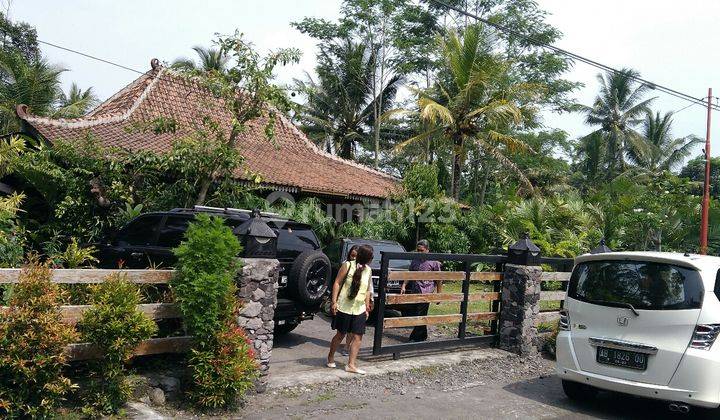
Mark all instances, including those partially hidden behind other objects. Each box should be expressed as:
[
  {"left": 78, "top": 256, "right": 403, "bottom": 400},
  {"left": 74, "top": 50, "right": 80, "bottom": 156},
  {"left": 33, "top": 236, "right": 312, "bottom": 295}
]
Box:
[
  {"left": 311, "top": 390, "right": 336, "bottom": 403},
  {"left": 540, "top": 300, "right": 561, "bottom": 311}
]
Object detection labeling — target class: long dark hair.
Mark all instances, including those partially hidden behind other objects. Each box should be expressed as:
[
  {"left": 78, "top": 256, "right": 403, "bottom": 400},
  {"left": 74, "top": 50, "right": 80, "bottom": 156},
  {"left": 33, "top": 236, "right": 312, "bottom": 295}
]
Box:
[
  {"left": 346, "top": 245, "right": 359, "bottom": 262},
  {"left": 347, "top": 244, "right": 373, "bottom": 300}
]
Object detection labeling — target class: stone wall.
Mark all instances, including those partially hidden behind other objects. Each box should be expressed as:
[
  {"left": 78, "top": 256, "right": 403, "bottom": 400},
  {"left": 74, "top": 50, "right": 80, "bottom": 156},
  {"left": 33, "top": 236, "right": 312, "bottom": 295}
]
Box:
[
  {"left": 235, "top": 258, "right": 279, "bottom": 392},
  {"left": 498, "top": 263, "right": 542, "bottom": 355}
]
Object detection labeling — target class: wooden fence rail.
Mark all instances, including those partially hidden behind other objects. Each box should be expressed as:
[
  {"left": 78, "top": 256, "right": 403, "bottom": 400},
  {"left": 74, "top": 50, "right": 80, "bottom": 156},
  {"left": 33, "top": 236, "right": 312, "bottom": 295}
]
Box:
[{"left": 0, "top": 268, "right": 186, "bottom": 361}]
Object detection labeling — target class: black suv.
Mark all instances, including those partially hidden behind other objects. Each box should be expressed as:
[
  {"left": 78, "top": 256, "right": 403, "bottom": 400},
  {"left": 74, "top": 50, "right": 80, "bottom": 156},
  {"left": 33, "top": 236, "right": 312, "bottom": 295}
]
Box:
[
  {"left": 325, "top": 238, "right": 410, "bottom": 298},
  {"left": 95, "top": 206, "right": 332, "bottom": 335}
]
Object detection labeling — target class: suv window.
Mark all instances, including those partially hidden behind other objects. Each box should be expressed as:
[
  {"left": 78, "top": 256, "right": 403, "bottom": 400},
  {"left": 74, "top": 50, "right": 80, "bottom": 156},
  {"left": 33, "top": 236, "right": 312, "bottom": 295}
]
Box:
[
  {"left": 568, "top": 260, "right": 703, "bottom": 310},
  {"left": 117, "top": 215, "right": 162, "bottom": 246},
  {"left": 156, "top": 216, "right": 192, "bottom": 248},
  {"left": 277, "top": 228, "right": 319, "bottom": 253}
]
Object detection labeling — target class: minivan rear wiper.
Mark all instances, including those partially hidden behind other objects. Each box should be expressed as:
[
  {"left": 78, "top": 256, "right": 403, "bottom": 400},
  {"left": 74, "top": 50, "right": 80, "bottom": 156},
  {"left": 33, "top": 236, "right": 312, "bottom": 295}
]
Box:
[{"left": 588, "top": 299, "right": 640, "bottom": 316}]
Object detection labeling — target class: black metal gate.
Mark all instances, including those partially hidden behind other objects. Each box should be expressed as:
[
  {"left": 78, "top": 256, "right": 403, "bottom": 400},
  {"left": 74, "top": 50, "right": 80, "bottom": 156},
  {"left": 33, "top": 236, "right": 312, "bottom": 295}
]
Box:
[{"left": 371, "top": 251, "right": 507, "bottom": 357}]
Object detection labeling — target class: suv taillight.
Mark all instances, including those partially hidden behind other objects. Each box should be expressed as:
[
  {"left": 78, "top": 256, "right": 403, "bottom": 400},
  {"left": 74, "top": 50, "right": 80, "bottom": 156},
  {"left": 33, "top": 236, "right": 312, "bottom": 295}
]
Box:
[
  {"left": 689, "top": 324, "right": 720, "bottom": 350},
  {"left": 559, "top": 309, "right": 570, "bottom": 331}
]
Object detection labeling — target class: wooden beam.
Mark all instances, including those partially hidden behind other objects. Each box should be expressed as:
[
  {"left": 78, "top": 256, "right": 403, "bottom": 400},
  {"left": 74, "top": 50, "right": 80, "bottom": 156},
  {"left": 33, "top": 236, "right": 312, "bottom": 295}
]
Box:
[
  {"left": 0, "top": 268, "right": 175, "bottom": 284},
  {"left": 387, "top": 271, "right": 502, "bottom": 282},
  {"left": 388, "top": 271, "right": 465, "bottom": 281},
  {"left": 1, "top": 303, "right": 181, "bottom": 325},
  {"left": 386, "top": 292, "right": 500, "bottom": 305},
  {"left": 541, "top": 272, "right": 571, "bottom": 282},
  {"left": 383, "top": 311, "right": 498, "bottom": 328},
  {"left": 540, "top": 291, "right": 566, "bottom": 301},
  {"left": 66, "top": 336, "right": 194, "bottom": 361},
  {"left": 469, "top": 272, "right": 503, "bottom": 281}
]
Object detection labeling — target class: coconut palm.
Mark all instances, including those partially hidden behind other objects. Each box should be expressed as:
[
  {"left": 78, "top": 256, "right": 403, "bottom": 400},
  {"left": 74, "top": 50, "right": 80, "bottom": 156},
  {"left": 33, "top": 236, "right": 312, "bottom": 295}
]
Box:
[
  {"left": 396, "top": 25, "right": 538, "bottom": 200},
  {"left": 294, "top": 39, "right": 402, "bottom": 159},
  {"left": 172, "top": 46, "right": 229, "bottom": 73},
  {"left": 0, "top": 51, "right": 64, "bottom": 133},
  {"left": 53, "top": 83, "right": 99, "bottom": 118},
  {"left": 629, "top": 111, "right": 702, "bottom": 173},
  {"left": 579, "top": 69, "right": 655, "bottom": 179}
]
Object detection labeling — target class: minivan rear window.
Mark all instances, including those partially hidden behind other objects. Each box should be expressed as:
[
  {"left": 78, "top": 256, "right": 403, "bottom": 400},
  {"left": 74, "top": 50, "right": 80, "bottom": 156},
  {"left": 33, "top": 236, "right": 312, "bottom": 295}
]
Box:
[{"left": 568, "top": 260, "right": 703, "bottom": 310}]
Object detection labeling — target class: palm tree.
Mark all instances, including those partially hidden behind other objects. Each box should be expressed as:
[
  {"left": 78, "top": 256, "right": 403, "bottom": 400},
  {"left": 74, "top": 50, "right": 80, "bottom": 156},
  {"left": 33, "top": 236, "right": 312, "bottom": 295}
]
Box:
[
  {"left": 294, "top": 39, "right": 402, "bottom": 160},
  {"left": 171, "top": 46, "right": 229, "bottom": 73},
  {"left": 629, "top": 111, "right": 702, "bottom": 173},
  {"left": 397, "top": 24, "right": 537, "bottom": 200},
  {"left": 579, "top": 69, "right": 655, "bottom": 179},
  {"left": 0, "top": 51, "right": 64, "bottom": 133},
  {"left": 53, "top": 83, "right": 99, "bottom": 118}
]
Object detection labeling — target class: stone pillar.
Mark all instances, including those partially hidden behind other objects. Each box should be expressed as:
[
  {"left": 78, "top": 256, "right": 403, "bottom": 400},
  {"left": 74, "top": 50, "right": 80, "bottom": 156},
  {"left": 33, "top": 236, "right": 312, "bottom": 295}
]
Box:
[
  {"left": 235, "top": 258, "right": 279, "bottom": 393},
  {"left": 498, "top": 263, "right": 542, "bottom": 355}
]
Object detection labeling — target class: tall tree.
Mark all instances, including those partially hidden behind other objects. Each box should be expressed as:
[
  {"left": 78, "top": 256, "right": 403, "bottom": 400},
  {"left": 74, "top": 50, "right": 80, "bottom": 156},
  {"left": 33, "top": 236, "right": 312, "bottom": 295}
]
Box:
[
  {"left": 578, "top": 69, "right": 655, "bottom": 180},
  {"left": 53, "top": 83, "right": 99, "bottom": 119},
  {"left": 294, "top": 39, "right": 402, "bottom": 160},
  {"left": 171, "top": 46, "right": 229, "bottom": 73},
  {"left": 0, "top": 52, "right": 63, "bottom": 133},
  {"left": 630, "top": 111, "right": 702, "bottom": 174},
  {"left": 398, "top": 24, "right": 538, "bottom": 200}
]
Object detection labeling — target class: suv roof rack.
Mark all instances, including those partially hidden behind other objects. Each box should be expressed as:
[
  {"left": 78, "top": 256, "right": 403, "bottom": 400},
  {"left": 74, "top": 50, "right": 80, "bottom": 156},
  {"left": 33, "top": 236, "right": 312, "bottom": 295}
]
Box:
[{"left": 170, "top": 205, "right": 284, "bottom": 219}]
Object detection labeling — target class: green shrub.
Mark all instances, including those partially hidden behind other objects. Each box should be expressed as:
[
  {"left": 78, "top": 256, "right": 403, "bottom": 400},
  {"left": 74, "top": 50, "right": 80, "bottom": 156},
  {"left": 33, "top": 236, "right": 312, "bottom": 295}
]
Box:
[
  {"left": 0, "top": 262, "right": 78, "bottom": 418},
  {"left": 77, "top": 274, "right": 157, "bottom": 415},
  {"left": 187, "top": 321, "right": 258, "bottom": 409},
  {"left": 171, "top": 214, "right": 241, "bottom": 344},
  {"left": 172, "top": 214, "right": 258, "bottom": 409}
]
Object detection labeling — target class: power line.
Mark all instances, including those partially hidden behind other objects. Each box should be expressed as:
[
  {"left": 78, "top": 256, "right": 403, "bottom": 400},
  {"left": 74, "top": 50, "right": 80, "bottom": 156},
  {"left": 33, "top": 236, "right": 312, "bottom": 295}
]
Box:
[
  {"left": 38, "top": 40, "right": 147, "bottom": 76},
  {"left": 429, "top": 0, "right": 720, "bottom": 112}
]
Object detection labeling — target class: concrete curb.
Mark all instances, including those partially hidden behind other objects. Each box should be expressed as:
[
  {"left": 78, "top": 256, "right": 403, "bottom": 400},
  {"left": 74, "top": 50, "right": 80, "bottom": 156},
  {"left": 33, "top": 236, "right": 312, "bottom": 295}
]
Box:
[{"left": 267, "top": 347, "right": 510, "bottom": 389}]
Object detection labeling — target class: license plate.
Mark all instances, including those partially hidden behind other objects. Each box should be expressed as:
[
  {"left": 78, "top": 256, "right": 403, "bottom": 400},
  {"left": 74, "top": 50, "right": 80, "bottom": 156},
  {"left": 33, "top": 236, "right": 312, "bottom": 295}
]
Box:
[{"left": 597, "top": 347, "right": 647, "bottom": 370}]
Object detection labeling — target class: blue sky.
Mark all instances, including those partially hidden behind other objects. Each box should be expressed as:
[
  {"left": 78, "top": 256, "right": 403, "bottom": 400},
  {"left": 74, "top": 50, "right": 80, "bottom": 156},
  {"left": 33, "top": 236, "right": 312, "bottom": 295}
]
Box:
[{"left": 13, "top": 0, "right": 720, "bottom": 158}]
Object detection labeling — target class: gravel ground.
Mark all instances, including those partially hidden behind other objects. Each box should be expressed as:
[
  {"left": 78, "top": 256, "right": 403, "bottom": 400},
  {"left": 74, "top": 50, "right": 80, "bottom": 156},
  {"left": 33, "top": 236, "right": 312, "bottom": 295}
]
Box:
[{"left": 242, "top": 353, "right": 555, "bottom": 417}]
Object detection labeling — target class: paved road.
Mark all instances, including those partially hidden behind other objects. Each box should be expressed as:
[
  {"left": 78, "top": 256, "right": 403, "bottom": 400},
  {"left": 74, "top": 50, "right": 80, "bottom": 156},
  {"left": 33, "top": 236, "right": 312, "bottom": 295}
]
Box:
[{"left": 270, "top": 313, "right": 410, "bottom": 375}]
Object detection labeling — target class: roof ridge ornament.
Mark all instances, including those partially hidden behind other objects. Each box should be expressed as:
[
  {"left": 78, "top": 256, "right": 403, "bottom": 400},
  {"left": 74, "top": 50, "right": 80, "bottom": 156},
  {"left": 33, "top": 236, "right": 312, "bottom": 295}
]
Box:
[{"left": 151, "top": 58, "right": 161, "bottom": 70}]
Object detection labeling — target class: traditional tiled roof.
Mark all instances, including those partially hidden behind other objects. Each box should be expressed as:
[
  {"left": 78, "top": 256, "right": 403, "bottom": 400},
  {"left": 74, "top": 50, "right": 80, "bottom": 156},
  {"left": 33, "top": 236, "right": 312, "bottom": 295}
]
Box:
[{"left": 17, "top": 60, "right": 399, "bottom": 200}]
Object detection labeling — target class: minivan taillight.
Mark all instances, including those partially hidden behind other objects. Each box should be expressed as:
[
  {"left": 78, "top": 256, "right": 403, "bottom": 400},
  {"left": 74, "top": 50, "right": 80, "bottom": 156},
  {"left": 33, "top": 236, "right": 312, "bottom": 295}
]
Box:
[
  {"left": 689, "top": 324, "right": 720, "bottom": 350},
  {"left": 559, "top": 309, "right": 570, "bottom": 331}
]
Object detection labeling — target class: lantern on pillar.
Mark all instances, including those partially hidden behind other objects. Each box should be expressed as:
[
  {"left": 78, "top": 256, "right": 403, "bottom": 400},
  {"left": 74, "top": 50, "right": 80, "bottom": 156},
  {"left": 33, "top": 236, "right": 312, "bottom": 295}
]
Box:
[
  {"left": 590, "top": 238, "right": 612, "bottom": 254},
  {"left": 507, "top": 232, "right": 541, "bottom": 265},
  {"left": 234, "top": 209, "right": 277, "bottom": 258}
]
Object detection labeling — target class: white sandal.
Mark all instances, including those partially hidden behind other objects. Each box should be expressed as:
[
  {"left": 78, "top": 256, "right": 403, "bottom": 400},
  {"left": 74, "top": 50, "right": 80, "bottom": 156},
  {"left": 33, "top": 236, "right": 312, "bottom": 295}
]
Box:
[
  {"left": 345, "top": 366, "right": 366, "bottom": 375},
  {"left": 326, "top": 362, "right": 337, "bottom": 368}
]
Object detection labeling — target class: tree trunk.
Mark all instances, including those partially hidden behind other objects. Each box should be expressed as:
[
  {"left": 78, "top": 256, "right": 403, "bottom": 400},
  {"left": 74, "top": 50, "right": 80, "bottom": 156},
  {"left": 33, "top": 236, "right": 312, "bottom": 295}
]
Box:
[
  {"left": 451, "top": 137, "right": 463, "bottom": 201},
  {"left": 195, "top": 177, "right": 212, "bottom": 206},
  {"left": 478, "top": 161, "right": 491, "bottom": 206}
]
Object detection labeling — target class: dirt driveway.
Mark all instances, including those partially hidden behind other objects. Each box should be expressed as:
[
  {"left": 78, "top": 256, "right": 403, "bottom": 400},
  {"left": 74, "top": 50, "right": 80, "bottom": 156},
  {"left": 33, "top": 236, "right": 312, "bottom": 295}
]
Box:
[{"left": 249, "top": 349, "right": 718, "bottom": 420}]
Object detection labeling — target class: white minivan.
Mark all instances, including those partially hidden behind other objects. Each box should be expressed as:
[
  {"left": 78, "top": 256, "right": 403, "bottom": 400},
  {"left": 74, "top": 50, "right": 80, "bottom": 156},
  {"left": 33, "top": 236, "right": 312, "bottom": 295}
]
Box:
[{"left": 556, "top": 251, "right": 720, "bottom": 412}]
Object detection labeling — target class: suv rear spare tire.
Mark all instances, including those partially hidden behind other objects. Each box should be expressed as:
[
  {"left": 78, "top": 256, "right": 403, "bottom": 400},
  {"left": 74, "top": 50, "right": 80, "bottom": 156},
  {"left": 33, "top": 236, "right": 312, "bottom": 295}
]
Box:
[{"left": 289, "top": 250, "right": 331, "bottom": 306}]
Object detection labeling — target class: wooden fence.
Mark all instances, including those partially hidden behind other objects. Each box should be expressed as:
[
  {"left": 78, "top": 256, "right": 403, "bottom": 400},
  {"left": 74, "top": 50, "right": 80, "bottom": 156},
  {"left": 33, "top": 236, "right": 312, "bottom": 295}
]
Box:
[
  {"left": 536, "top": 271, "right": 571, "bottom": 326},
  {"left": 0, "top": 268, "right": 191, "bottom": 361},
  {"left": 382, "top": 270, "right": 502, "bottom": 329}
]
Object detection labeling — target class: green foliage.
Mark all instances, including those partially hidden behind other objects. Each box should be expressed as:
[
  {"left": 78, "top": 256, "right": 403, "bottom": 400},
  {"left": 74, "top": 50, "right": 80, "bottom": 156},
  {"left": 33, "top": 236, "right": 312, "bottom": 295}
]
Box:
[
  {"left": 49, "top": 237, "right": 98, "bottom": 268},
  {"left": 0, "top": 192, "right": 26, "bottom": 268},
  {"left": 172, "top": 214, "right": 241, "bottom": 344},
  {"left": 172, "top": 214, "right": 258, "bottom": 409},
  {"left": 77, "top": 275, "right": 157, "bottom": 415},
  {"left": 0, "top": 262, "right": 78, "bottom": 418},
  {"left": 187, "top": 323, "right": 258, "bottom": 410}
]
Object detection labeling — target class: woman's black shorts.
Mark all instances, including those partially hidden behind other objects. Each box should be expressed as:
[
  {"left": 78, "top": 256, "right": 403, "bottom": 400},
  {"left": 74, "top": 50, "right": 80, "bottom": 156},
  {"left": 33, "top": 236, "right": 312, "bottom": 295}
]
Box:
[{"left": 332, "top": 310, "right": 367, "bottom": 335}]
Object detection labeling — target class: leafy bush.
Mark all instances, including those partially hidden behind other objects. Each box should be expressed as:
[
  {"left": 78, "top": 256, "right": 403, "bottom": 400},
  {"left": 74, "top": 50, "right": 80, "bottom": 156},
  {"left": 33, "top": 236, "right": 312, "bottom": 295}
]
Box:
[
  {"left": 172, "top": 214, "right": 241, "bottom": 343},
  {"left": 172, "top": 213, "right": 257, "bottom": 408},
  {"left": 77, "top": 274, "right": 157, "bottom": 414},
  {"left": 187, "top": 321, "right": 258, "bottom": 409},
  {"left": 0, "top": 262, "right": 78, "bottom": 418},
  {"left": 0, "top": 193, "right": 26, "bottom": 268},
  {"left": 50, "top": 238, "right": 99, "bottom": 268}
]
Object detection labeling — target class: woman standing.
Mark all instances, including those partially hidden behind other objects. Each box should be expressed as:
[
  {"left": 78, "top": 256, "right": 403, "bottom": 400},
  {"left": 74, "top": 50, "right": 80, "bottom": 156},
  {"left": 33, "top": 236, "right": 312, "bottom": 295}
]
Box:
[{"left": 327, "top": 244, "right": 373, "bottom": 374}]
